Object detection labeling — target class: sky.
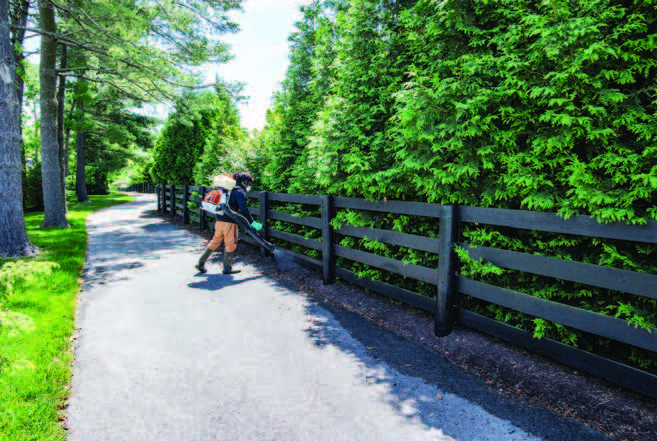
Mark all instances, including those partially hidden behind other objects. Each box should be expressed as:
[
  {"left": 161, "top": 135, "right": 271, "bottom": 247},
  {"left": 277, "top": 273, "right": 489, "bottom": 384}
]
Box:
[{"left": 215, "top": 0, "right": 313, "bottom": 131}]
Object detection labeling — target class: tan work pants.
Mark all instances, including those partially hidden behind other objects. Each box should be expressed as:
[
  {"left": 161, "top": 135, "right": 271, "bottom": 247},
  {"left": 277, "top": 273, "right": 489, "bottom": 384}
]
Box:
[{"left": 208, "top": 221, "right": 238, "bottom": 252}]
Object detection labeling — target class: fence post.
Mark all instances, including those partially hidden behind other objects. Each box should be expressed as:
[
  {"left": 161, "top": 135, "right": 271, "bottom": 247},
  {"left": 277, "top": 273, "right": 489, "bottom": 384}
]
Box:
[
  {"left": 435, "top": 204, "right": 458, "bottom": 337},
  {"left": 170, "top": 184, "right": 176, "bottom": 218},
  {"left": 156, "top": 185, "right": 161, "bottom": 212},
  {"left": 259, "top": 191, "right": 269, "bottom": 256},
  {"left": 183, "top": 185, "right": 189, "bottom": 225},
  {"left": 161, "top": 184, "right": 166, "bottom": 212},
  {"left": 199, "top": 186, "right": 207, "bottom": 232},
  {"left": 321, "top": 195, "right": 335, "bottom": 285}
]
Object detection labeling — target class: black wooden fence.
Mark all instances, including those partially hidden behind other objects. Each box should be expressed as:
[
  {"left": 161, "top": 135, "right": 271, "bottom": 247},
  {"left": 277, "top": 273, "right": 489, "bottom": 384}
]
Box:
[
  {"left": 156, "top": 184, "right": 657, "bottom": 399},
  {"left": 122, "top": 182, "right": 157, "bottom": 193}
]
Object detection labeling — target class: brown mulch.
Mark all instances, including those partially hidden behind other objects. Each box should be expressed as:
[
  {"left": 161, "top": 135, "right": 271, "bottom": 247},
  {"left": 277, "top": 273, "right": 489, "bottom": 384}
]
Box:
[{"left": 156, "top": 210, "right": 657, "bottom": 441}]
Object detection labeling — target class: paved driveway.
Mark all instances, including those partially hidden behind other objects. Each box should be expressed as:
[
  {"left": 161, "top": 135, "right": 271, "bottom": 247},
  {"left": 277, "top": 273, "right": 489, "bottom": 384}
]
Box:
[{"left": 65, "top": 194, "right": 609, "bottom": 441}]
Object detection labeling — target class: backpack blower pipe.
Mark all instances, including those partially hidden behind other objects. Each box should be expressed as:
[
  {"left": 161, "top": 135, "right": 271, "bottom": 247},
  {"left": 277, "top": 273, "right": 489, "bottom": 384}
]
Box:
[{"left": 218, "top": 202, "right": 276, "bottom": 254}]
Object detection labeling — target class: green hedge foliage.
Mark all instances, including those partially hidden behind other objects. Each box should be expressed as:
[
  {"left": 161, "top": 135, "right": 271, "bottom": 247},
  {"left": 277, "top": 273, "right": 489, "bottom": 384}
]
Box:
[
  {"left": 255, "top": 0, "right": 657, "bottom": 373},
  {"left": 150, "top": 87, "right": 244, "bottom": 186}
]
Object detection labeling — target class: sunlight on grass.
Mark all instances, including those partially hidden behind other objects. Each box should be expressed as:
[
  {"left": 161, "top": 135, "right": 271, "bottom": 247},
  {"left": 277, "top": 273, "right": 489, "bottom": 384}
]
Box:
[{"left": 0, "top": 193, "right": 134, "bottom": 441}]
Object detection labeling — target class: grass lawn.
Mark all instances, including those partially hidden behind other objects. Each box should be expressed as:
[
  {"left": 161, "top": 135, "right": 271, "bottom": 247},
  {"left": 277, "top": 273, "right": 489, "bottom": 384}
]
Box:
[{"left": 0, "top": 193, "right": 135, "bottom": 441}]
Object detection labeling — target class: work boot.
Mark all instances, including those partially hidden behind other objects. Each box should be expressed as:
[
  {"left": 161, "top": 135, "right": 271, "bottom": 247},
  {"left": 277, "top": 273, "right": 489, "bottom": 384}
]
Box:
[
  {"left": 222, "top": 251, "right": 241, "bottom": 275},
  {"left": 195, "top": 248, "right": 213, "bottom": 273}
]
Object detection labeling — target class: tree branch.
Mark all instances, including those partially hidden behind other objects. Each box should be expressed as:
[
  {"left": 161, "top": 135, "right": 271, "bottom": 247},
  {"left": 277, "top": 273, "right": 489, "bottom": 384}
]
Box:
[
  {"left": 11, "top": 25, "right": 145, "bottom": 70},
  {"left": 174, "top": 1, "right": 233, "bottom": 33},
  {"left": 51, "top": 0, "right": 139, "bottom": 49},
  {"left": 13, "top": 25, "right": 216, "bottom": 92},
  {"left": 65, "top": 74, "right": 148, "bottom": 102}
]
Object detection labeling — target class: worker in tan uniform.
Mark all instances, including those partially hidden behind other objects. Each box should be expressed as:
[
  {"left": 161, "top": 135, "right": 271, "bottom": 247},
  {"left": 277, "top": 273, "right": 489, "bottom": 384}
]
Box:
[{"left": 195, "top": 172, "right": 262, "bottom": 274}]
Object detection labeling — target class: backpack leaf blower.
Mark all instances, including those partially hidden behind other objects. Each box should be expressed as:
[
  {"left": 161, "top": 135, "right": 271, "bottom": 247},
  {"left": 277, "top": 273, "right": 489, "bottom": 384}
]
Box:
[{"left": 202, "top": 175, "right": 276, "bottom": 254}]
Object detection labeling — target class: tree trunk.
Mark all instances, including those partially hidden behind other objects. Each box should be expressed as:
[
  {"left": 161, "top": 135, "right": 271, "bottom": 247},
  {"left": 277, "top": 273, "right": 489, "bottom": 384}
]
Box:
[
  {"left": 11, "top": 0, "right": 29, "bottom": 209},
  {"left": 38, "top": 0, "right": 67, "bottom": 227},
  {"left": 57, "top": 43, "right": 67, "bottom": 211},
  {"left": 0, "top": 0, "right": 34, "bottom": 256},
  {"left": 10, "top": 0, "right": 28, "bottom": 110},
  {"left": 33, "top": 99, "right": 38, "bottom": 152},
  {"left": 75, "top": 129, "right": 88, "bottom": 202},
  {"left": 64, "top": 100, "right": 76, "bottom": 177}
]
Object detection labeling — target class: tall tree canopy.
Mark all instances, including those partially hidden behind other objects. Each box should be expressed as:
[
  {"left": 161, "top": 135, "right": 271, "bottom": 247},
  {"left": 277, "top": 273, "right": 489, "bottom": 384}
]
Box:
[
  {"left": 306, "top": 0, "right": 416, "bottom": 199},
  {"left": 150, "top": 86, "right": 243, "bottom": 186},
  {"left": 251, "top": 0, "right": 657, "bottom": 372},
  {"left": 69, "top": 81, "right": 156, "bottom": 198},
  {"left": 192, "top": 83, "right": 244, "bottom": 185},
  {"left": 390, "top": 0, "right": 657, "bottom": 221},
  {"left": 258, "top": 0, "right": 657, "bottom": 222},
  {"left": 14, "top": 0, "right": 244, "bottom": 227},
  {"left": 259, "top": 0, "right": 347, "bottom": 194}
]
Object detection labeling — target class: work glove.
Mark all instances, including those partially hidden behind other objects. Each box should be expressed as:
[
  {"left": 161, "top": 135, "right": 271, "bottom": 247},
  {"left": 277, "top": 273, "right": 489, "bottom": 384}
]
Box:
[{"left": 251, "top": 221, "right": 263, "bottom": 232}]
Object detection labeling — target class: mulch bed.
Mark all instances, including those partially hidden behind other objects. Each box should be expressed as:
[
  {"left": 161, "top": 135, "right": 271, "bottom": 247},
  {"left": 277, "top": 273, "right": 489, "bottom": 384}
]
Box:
[{"left": 155, "top": 209, "right": 657, "bottom": 441}]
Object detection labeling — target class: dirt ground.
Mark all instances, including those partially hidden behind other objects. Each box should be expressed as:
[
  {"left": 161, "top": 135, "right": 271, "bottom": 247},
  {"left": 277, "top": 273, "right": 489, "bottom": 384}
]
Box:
[{"left": 156, "top": 210, "right": 657, "bottom": 441}]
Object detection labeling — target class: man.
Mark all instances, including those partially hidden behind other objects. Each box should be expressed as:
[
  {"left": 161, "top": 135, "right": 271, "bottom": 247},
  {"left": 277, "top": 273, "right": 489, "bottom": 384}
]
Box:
[{"left": 195, "top": 172, "right": 262, "bottom": 274}]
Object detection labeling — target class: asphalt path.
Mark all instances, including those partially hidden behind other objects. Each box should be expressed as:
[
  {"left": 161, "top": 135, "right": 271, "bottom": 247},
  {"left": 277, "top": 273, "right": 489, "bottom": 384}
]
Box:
[{"left": 65, "top": 194, "right": 610, "bottom": 441}]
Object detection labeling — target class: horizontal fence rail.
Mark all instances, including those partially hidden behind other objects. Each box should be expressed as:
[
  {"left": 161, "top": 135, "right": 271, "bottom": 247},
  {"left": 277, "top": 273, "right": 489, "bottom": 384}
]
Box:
[
  {"left": 337, "top": 225, "right": 440, "bottom": 254},
  {"left": 333, "top": 197, "right": 443, "bottom": 218},
  {"left": 156, "top": 184, "right": 657, "bottom": 399},
  {"left": 458, "top": 277, "right": 657, "bottom": 353},
  {"left": 459, "top": 243, "right": 657, "bottom": 300},
  {"left": 121, "top": 182, "right": 157, "bottom": 193},
  {"left": 460, "top": 206, "right": 657, "bottom": 244}
]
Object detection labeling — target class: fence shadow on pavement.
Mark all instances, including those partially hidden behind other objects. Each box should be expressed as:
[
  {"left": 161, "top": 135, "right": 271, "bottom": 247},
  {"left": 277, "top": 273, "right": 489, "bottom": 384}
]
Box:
[
  {"left": 297, "top": 296, "right": 610, "bottom": 441},
  {"left": 250, "top": 267, "right": 610, "bottom": 441}
]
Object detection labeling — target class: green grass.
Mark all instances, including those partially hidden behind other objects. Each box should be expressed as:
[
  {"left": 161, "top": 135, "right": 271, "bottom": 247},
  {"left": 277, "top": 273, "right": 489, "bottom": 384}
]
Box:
[{"left": 0, "top": 193, "right": 134, "bottom": 441}]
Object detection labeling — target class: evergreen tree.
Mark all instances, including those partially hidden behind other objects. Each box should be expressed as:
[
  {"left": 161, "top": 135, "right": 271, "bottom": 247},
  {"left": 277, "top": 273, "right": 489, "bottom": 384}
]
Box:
[
  {"left": 151, "top": 90, "right": 232, "bottom": 185},
  {"left": 261, "top": 0, "right": 345, "bottom": 194},
  {"left": 256, "top": 0, "right": 657, "bottom": 368},
  {"left": 390, "top": 0, "right": 657, "bottom": 365},
  {"left": 0, "top": 0, "right": 34, "bottom": 256},
  {"left": 193, "top": 84, "right": 244, "bottom": 185},
  {"left": 394, "top": 0, "right": 657, "bottom": 219},
  {"left": 307, "top": 0, "right": 416, "bottom": 199},
  {"left": 37, "top": 0, "right": 67, "bottom": 227}
]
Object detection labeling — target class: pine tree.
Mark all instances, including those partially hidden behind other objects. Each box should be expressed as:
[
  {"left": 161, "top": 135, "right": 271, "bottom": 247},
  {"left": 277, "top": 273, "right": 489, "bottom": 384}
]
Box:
[{"left": 0, "top": 0, "right": 34, "bottom": 256}]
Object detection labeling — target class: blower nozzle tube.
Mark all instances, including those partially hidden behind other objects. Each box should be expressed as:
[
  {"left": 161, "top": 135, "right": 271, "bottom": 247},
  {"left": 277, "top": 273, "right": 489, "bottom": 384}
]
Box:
[{"left": 218, "top": 202, "right": 276, "bottom": 253}]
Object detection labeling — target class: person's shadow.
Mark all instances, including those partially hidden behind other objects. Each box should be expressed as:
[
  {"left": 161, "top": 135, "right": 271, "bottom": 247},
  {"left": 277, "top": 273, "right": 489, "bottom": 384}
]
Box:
[{"left": 188, "top": 273, "right": 263, "bottom": 291}]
